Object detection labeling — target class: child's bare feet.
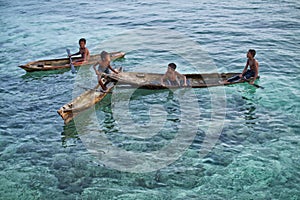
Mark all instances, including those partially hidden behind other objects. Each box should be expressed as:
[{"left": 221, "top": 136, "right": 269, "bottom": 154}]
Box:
[{"left": 219, "top": 80, "right": 228, "bottom": 84}]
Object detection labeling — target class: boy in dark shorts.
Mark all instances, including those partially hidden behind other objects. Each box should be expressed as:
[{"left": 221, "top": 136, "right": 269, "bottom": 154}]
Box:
[
  {"left": 221, "top": 49, "right": 259, "bottom": 85},
  {"left": 161, "top": 63, "right": 187, "bottom": 87},
  {"left": 69, "top": 38, "right": 90, "bottom": 64},
  {"left": 93, "top": 51, "right": 119, "bottom": 91}
]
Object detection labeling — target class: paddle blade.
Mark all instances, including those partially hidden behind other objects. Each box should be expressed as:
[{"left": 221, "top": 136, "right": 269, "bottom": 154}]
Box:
[
  {"left": 66, "top": 49, "right": 76, "bottom": 74},
  {"left": 253, "top": 83, "right": 264, "bottom": 89},
  {"left": 243, "top": 78, "right": 264, "bottom": 89},
  {"left": 70, "top": 63, "right": 76, "bottom": 74},
  {"left": 66, "top": 49, "right": 71, "bottom": 56}
]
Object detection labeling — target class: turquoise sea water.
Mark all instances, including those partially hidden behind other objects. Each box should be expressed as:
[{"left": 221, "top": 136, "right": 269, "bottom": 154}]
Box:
[{"left": 1, "top": 0, "right": 300, "bottom": 199}]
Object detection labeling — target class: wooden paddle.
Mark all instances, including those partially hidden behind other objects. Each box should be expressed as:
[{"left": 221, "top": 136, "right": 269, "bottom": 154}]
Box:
[
  {"left": 243, "top": 78, "right": 264, "bottom": 89},
  {"left": 66, "top": 49, "right": 76, "bottom": 73}
]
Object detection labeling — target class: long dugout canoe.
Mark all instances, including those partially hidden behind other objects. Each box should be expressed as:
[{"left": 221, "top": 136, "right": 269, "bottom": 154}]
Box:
[
  {"left": 19, "top": 52, "right": 125, "bottom": 72},
  {"left": 107, "top": 71, "right": 258, "bottom": 89},
  {"left": 57, "top": 68, "right": 122, "bottom": 124}
]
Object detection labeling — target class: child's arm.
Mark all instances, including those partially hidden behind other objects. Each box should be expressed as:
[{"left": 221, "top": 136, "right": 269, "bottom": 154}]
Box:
[
  {"left": 241, "top": 60, "right": 249, "bottom": 75},
  {"left": 250, "top": 61, "right": 259, "bottom": 84},
  {"left": 93, "top": 62, "right": 100, "bottom": 75},
  {"left": 183, "top": 75, "right": 187, "bottom": 86},
  {"left": 176, "top": 72, "right": 187, "bottom": 86},
  {"left": 108, "top": 64, "right": 119, "bottom": 74},
  {"left": 161, "top": 74, "right": 167, "bottom": 86},
  {"left": 83, "top": 49, "right": 90, "bottom": 62}
]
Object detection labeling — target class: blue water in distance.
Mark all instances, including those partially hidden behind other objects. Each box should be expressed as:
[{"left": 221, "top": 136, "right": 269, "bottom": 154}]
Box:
[{"left": 1, "top": 0, "right": 300, "bottom": 199}]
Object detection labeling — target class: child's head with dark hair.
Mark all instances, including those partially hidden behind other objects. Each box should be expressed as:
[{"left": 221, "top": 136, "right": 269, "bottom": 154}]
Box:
[
  {"left": 79, "top": 38, "right": 86, "bottom": 44},
  {"left": 168, "top": 63, "right": 177, "bottom": 70},
  {"left": 100, "top": 51, "right": 110, "bottom": 61},
  {"left": 248, "top": 49, "right": 256, "bottom": 58}
]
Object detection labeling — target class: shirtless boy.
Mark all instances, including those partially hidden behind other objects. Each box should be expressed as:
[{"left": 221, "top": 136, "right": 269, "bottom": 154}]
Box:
[
  {"left": 221, "top": 49, "right": 259, "bottom": 84},
  {"left": 69, "top": 38, "right": 90, "bottom": 64},
  {"left": 93, "top": 51, "right": 119, "bottom": 91},
  {"left": 161, "top": 63, "right": 187, "bottom": 87}
]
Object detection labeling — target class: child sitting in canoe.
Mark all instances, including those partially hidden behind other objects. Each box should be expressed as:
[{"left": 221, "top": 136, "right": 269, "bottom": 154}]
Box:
[
  {"left": 221, "top": 49, "right": 259, "bottom": 85},
  {"left": 69, "top": 38, "right": 90, "bottom": 64},
  {"left": 93, "top": 51, "right": 119, "bottom": 91},
  {"left": 161, "top": 63, "right": 187, "bottom": 87}
]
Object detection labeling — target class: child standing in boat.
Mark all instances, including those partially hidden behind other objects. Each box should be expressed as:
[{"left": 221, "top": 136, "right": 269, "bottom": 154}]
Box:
[
  {"left": 161, "top": 63, "right": 187, "bottom": 87},
  {"left": 221, "top": 49, "right": 259, "bottom": 84},
  {"left": 93, "top": 51, "right": 119, "bottom": 91},
  {"left": 69, "top": 38, "right": 90, "bottom": 64}
]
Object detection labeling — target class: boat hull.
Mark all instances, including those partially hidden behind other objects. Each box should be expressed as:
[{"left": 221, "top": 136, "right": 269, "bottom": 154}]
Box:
[
  {"left": 108, "top": 72, "right": 257, "bottom": 89},
  {"left": 19, "top": 52, "right": 125, "bottom": 72},
  {"left": 57, "top": 68, "right": 122, "bottom": 124}
]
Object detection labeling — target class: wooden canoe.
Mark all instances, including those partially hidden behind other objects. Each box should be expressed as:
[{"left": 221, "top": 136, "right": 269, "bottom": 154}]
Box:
[
  {"left": 19, "top": 52, "right": 125, "bottom": 72},
  {"left": 57, "top": 68, "right": 122, "bottom": 124},
  {"left": 107, "top": 72, "right": 258, "bottom": 89}
]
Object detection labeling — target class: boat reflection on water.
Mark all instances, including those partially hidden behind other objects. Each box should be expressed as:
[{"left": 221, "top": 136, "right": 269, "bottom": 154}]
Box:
[{"left": 241, "top": 86, "right": 260, "bottom": 128}]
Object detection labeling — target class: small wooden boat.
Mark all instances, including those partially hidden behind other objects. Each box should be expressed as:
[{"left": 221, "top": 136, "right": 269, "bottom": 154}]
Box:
[
  {"left": 107, "top": 72, "right": 258, "bottom": 89},
  {"left": 57, "top": 68, "right": 122, "bottom": 124},
  {"left": 19, "top": 52, "right": 125, "bottom": 72}
]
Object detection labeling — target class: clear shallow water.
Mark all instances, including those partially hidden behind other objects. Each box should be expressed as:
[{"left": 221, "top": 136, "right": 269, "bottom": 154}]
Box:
[{"left": 1, "top": 0, "right": 300, "bottom": 199}]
